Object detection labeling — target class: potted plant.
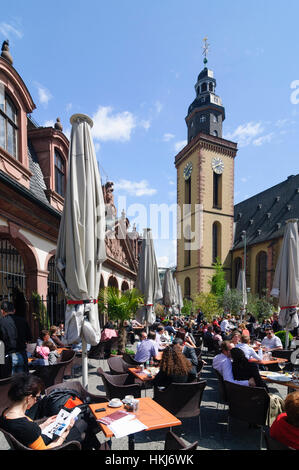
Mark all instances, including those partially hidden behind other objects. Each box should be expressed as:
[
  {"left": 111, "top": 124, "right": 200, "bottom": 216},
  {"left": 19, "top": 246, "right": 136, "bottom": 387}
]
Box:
[{"left": 98, "top": 287, "right": 144, "bottom": 355}]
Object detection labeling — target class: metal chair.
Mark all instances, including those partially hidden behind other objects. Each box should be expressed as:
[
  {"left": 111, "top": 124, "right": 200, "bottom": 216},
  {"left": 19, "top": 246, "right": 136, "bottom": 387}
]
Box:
[
  {"left": 97, "top": 367, "right": 142, "bottom": 400},
  {"left": 224, "top": 380, "right": 270, "bottom": 450},
  {"left": 153, "top": 380, "right": 207, "bottom": 436},
  {"left": 164, "top": 430, "right": 198, "bottom": 450}
]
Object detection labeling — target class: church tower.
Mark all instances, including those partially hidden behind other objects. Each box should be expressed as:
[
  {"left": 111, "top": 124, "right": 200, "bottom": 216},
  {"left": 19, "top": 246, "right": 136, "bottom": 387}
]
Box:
[{"left": 175, "top": 39, "right": 238, "bottom": 299}]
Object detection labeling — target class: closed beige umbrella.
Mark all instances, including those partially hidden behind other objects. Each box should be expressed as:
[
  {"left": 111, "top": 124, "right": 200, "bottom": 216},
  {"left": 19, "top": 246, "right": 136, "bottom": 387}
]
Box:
[
  {"left": 136, "top": 228, "right": 162, "bottom": 328},
  {"left": 55, "top": 114, "right": 106, "bottom": 388},
  {"left": 163, "top": 269, "right": 177, "bottom": 314},
  {"left": 271, "top": 219, "right": 299, "bottom": 348},
  {"left": 237, "top": 269, "right": 247, "bottom": 320}
]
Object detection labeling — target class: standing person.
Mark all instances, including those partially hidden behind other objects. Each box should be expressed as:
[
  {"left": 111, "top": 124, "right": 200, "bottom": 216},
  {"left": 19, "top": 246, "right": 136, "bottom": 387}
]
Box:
[{"left": 0, "top": 301, "right": 32, "bottom": 377}]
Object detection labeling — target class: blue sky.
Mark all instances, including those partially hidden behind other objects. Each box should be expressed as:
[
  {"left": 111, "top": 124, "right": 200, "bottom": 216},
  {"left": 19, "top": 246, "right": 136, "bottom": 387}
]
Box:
[{"left": 2, "top": 0, "right": 299, "bottom": 267}]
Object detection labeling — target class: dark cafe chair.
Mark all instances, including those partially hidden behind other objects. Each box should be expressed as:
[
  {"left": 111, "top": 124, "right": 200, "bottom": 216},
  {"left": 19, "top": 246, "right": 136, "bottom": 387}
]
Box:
[
  {"left": 0, "top": 376, "right": 13, "bottom": 415},
  {"left": 97, "top": 367, "right": 142, "bottom": 400},
  {"left": 0, "top": 426, "right": 81, "bottom": 450},
  {"left": 164, "top": 430, "right": 198, "bottom": 451}
]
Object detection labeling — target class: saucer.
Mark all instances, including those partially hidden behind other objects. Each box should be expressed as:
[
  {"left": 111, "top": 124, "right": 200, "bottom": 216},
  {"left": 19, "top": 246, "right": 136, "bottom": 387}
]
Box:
[{"left": 108, "top": 400, "right": 123, "bottom": 408}]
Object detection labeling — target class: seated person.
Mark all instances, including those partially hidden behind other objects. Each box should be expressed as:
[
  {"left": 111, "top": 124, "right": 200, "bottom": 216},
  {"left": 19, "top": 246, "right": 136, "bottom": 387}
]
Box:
[
  {"left": 164, "top": 320, "right": 177, "bottom": 336},
  {"left": 236, "top": 335, "right": 263, "bottom": 360},
  {"left": 155, "top": 326, "right": 168, "bottom": 350},
  {"left": 238, "top": 323, "right": 250, "bottom": 336},
  {"left": 229, "top": 331, "right": 241, "bottom": 346},
  {"left": 0, "top": 373, "right": 101, "bottom": 449},
  {"left": 230, "top": 347, "right": 267, "bottom": 389},
  {"left": 270, "top": 391, "right": 299, "bottom": 450},
  {"left": 32, "top": 345, "right": 50, "bottom": 366},
  {"left": 153, "top": 344, "right": 193, "bottom": 388},
  {"left": 261, "top": 328, "right": 283, "bottom": 351},
  {"left": 134, "top": 331, "right": 159, "bottom": 363},
  {"left": 213, "top": 341, "right": 256, "bottom": 387},
  {"left": 213, "top": 326, "right": 223, "bottom": 348},
  {"left": 172, "top": 337, "right": 198, "bottom": 381},
  {"left": 37, "top": 330, "right": 55, "bottom": 347},
  {"left": 49, "top": 325, "right": 65, "bottom": 348},
  {"left": 42, "top": 341, "right": 60, "bottom": 365}
]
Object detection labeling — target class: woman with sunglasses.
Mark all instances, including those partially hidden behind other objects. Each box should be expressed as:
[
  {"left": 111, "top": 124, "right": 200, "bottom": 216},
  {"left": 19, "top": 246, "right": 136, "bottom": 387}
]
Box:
[{"left": 0, "top": 373, "right": 74, "bottom": 449}]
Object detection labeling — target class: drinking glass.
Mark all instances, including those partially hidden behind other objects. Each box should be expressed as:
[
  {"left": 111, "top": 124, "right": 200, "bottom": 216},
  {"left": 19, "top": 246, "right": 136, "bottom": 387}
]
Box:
[{"left": 278, "top": 362, "right": 285, "bottom": 373}]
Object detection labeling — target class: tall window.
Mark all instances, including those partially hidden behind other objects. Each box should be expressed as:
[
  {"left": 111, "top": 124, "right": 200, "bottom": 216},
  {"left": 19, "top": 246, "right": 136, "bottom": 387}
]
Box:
[
  {"left": 184, "top": 277, "right": 191, "bottom": 299},
  {"left": 0, "top": 87, "right": 18, "bottom": 159},
  {"left": 200, "top": 115, "right": 206, "bottom": 123},
  {"left": 55, "top": 150, "right": 65, "bottom": 197},
  {"left": 213, "top": 172, "right": 222, "bottom": 209},
  {"left": 256, "top": 251, "right": 267, "bottom": 296},
  {"left": 185, "top": 177, "right": 191, "bottom": 205},
  {"left": 212, "top": 222, "right": 221, "bottom": 263}
]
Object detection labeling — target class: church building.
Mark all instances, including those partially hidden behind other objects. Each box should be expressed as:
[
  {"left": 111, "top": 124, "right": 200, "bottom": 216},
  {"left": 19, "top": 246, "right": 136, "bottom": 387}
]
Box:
[{"left": 175, "top": 45, "right": 299, "bottom": 300}]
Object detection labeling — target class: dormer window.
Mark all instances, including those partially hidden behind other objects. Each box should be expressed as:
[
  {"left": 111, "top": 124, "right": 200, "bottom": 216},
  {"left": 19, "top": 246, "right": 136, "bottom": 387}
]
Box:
[
  {"left": 209, "top": 82, "right": 214, "bottom": 92},
  {"left": 0, "top": 88, "right": 18, "bottom": 159},
  {"left": 54, "top": 150, "right": 65, "bottom": 197},
  {"left": 201, "top": 83, "right": 207, "bottom": 93}
]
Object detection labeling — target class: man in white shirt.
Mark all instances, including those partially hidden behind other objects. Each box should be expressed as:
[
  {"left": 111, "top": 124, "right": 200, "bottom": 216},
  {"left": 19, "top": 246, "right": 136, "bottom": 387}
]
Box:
[
  {"left": 220, "top": 315, "right": 234, "bottom": 334},
  {"left": 236, "top": 335, "right": 263, "bottom": 361},
  {"left": 261, "top": 328, "right": 283, "bottom": 351},
  {"left": 213, "top": 340, "right": 256, "bottom": 387}
]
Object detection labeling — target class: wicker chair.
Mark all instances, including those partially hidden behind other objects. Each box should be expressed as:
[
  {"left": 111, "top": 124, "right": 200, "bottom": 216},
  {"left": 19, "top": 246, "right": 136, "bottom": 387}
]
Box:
[
  {"left": 212, "top": 368, "right": 228, "bottom": 410},
  {"left": 262, "top": 429, "right": 295, "bottom": 450},
  {"left": 107, "top": 356, "right": 130, "bottom": 375},
  {"left": 0, "top": 376, "right": 13, "bottom": 415},
  {"left": 0, "top": 426, "right": 81, "bottom": 450},
  {"left": 153, "top": 380, "right": 207, "bottom": 436},
  {"left": 97, "top": 367, "right": 141, "bottom": 400},
  {"left": 224, "top": 381, "right": 270, "bottom": 449},
  {"left": 122, "top": 352, "right": 143, "bottom": 366},
  {"left": 164, "top": 430, "right": 198, "bottom": 450},
  {"left": 45, "top": 380, "right": 109, "bottom": 405},
  {"left": 32, "top": 351, "right": 77, "bottom": 388}
]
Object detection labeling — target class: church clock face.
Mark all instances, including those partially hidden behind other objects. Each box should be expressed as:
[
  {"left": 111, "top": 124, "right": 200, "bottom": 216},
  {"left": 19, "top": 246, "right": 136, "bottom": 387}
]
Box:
[
  {"left": 211, "top": 157, "right": 224, "bottom": 174},
  {"left": 183, "top": 162, "right": 193, "bottom": 180}
]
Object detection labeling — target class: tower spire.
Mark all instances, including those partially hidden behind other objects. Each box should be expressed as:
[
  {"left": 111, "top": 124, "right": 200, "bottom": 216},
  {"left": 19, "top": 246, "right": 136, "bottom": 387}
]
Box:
[{"left": 202, "top": 36, "right": 209, "bottom": 67}]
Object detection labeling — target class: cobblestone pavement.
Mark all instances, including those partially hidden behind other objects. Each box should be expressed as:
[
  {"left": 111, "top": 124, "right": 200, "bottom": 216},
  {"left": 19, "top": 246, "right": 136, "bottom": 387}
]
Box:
[{"left": 0, "top": 349, "right": 287, "bottom": 451}]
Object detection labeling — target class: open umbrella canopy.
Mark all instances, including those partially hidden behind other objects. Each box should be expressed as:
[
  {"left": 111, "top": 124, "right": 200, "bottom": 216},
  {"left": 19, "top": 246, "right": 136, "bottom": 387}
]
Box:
[
  {"left": 135, "top": 228, "right": 162, "bottom": 326},
  {"left": 270, "top": 219, "right": 299, "bottom": 333},
  {"left": 163, "top": 268, "right": 177, "bottom": 310},
  {"left": 55, "top": 114, "right": 106, "bottom": 386}
]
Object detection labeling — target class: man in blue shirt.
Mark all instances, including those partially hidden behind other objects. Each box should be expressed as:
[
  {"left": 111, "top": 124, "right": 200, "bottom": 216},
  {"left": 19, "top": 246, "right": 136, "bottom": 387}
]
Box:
[{"left": 134, "top": 331, "right": 159, "bottom": 363}]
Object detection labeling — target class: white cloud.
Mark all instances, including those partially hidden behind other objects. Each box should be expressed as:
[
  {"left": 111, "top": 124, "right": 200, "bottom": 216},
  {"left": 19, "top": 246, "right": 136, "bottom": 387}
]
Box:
[
  {"left": 91, "top": 106, "right": 136, "bottom": 142},
  {"left": 163, "top": 133, "right": 175, "bottom": 142},
  {"left": 174, "top": 140, "right": 187, "bottom": 153},
  {"left": 35, "top": 83, "right": 52, "bottom": 107},
  {"left": 157, "top": 256, "right": 169, "bottom": 267},
  {"left": 155, "top": 101, "right": 163, "bottom": 114},
  {"left": 253, "top": 132, "right": 274, "bottom": 146},
  {"left": 225, "top": 122, "right": 264, "bottom": 147},
  {"left": 43, "top": 120, "right": 55, "bottom": 128},
  {"left": 140, "top": 119, "right": 151, "bottom": 130},
  {"left": 114, "top": 179, "right": 157, "bottom": 197},
  {"left": 66, "top": 103, "right": 72, "bottom": 112},
  {"left": 0, "top": 22, "right": 23, "bottom": 39}
]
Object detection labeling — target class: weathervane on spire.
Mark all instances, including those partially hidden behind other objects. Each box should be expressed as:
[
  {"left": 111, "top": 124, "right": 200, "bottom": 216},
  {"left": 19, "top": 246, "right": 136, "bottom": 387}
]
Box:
[{"left": 202, "top": 36, "right": 210, "bottom": 66}]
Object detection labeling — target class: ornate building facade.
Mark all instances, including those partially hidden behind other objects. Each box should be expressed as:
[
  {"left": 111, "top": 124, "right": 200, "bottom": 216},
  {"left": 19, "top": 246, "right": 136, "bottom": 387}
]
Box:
[{"left": 0, "top": 42, "right": 141, "bottom": 332}]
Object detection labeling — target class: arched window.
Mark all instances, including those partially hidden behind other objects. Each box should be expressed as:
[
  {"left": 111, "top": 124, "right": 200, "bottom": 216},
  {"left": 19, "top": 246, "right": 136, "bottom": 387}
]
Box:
[
  {"left": 108, "top": 276, "right": 119, "bottom": 290},
  {"left": 233, "top": 257, "right": 242, "bottom": 288},
  {"left": 47, "top": 255, "right": 65, "bottom": 325},
  {"left": 209, "top": 82, "right": 214, "bottom": 92},
  {"left": 201, "top": 83, "right": 207, "bottom": 93},
  {"left": 0, "top": 239, "right": 25, "bottom": 299},
  {"left": 200, "top": 115, "right": 206, "bottom": 123},
  {"left": 184, "top": 277, "right": 191, "bottom": 299},
  {"left": 54, "top": 150, "right": 65, "bottom": 197},
  {"left": 0, "top": 89, "right": 18, "bottom": 159},
  {"left": 121, "top": 281, "right": 129, "bottom": 292},
  {"left": 256, "top": 251, "right": 267, "bottom": 296},
  {"left": 213, "top": 114, "right": 218, "bottom": 123},
  {"left": 185, "top": 176, "right": 191, "bottom": 205},
  {"left": 212, "top": 222, "right": 221, "bottom": 263},
  {"left": 213, "top": 130, "right": 218, "bottom": 137}
]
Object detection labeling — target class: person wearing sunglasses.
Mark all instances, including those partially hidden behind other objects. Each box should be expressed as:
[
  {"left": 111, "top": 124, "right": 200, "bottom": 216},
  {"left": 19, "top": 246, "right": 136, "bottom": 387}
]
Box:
[{"left": 261, "top": 328, "right": 283, "bottom": 352}]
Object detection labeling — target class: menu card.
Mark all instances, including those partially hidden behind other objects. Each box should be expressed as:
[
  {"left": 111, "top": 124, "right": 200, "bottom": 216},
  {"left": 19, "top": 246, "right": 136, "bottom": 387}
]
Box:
[{"left": 107, "top": 414, "right": 148, "bottom": 438}]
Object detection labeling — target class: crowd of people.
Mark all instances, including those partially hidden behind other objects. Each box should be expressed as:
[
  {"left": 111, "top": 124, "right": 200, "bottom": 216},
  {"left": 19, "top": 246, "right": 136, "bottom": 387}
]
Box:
[{"left": 1, "top": 299, "right": 299, "bottom": 450}]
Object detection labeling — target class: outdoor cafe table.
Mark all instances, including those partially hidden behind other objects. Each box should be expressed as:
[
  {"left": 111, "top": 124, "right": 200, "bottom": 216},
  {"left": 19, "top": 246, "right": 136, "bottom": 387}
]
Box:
[
  {"left": 89, "top": 397, "right": 182, "bottom": 450},
  {"left": 248, "top": 357, "right": 288, "bottom": 366},
  {"left": 128, "top": 367, "right": 159, "bottom": 396},
  {"left": 260, "top": 373, "right": 299, "bottom": 393}
]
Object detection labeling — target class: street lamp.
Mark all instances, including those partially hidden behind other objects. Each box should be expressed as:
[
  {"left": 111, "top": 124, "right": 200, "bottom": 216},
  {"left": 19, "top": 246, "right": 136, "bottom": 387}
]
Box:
[{"left": 241, "top": 230, "right": 247, "bottom": 280}]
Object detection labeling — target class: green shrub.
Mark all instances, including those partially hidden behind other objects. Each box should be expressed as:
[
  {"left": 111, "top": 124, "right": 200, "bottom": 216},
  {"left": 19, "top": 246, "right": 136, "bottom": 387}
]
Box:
[{"left": 275, "top": 330, "right": 293, "bottom": 348}]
